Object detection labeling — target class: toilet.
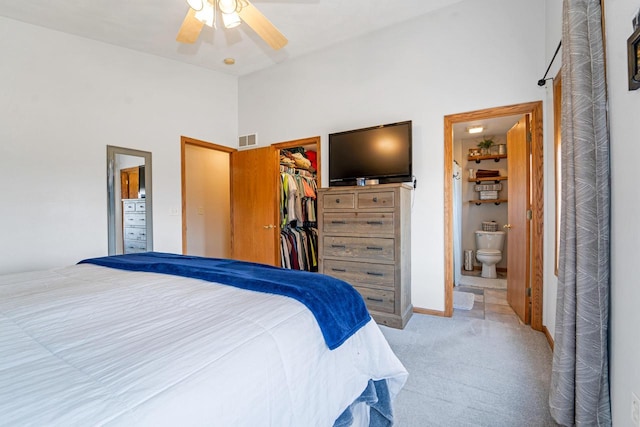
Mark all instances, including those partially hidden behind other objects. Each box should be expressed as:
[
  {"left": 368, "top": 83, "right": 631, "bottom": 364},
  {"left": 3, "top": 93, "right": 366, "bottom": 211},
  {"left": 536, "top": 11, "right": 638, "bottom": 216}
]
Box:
[{"left": 475, "top": 230, "right": 506, "bottom": 279}]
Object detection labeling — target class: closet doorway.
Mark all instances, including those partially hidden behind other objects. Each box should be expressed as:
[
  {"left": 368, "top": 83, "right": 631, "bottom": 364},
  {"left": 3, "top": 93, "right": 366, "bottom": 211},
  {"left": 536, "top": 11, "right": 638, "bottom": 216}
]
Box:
[
  {"left": 230, "top": 136, "right": 320, "bottom": 266},
  {"left": 181, "top": 137, "right": 234, "bottom": 258},
  {"left": 180, "top": 135, "right": 320, "bottom": 267},
  {"left": 443, "top": 101, "right": 544, "bottom": 331}
]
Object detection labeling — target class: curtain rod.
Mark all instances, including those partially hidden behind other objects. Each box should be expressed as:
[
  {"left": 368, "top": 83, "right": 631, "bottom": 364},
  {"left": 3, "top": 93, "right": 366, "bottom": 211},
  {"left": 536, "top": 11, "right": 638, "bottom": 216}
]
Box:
[{"left": 538, "top": 40, "right": 562, "bottom": 86}]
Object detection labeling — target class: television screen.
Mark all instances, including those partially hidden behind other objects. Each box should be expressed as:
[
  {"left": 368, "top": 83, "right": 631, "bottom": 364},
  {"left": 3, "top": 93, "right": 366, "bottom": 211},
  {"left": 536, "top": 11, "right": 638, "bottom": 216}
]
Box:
[{"left": 328, "top": 121, "right": 412, "bottom": 186}]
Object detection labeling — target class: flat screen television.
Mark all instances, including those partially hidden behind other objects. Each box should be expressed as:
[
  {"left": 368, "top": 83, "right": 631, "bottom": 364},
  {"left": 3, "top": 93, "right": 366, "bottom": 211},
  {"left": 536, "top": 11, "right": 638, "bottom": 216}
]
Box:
[{"left": 328, "top": 120, "right": 412, "bottom": 187}]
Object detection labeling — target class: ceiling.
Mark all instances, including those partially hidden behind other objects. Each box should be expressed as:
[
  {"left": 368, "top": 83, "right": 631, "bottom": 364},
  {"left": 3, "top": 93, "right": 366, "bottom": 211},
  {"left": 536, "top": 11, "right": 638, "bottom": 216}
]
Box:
[
  {"left": 0, "top": 0, "right": 466, "bottom": 76},
  {"left": 453, "top": 114, "right": 524, "bottom": 141}
]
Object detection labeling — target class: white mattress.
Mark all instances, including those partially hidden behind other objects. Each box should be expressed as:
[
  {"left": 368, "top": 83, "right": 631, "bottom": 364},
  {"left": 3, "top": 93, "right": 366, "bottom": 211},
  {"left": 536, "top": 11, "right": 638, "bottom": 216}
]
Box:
[{"left": 0, "top": 264, "right": 407, "bottom": 426}]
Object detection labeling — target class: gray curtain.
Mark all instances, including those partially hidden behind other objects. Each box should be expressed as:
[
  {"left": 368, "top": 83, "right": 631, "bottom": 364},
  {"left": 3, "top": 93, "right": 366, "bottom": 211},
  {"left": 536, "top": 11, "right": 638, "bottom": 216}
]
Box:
[{"left": 549, "top": 0, "right": 611, "bottom": 425}]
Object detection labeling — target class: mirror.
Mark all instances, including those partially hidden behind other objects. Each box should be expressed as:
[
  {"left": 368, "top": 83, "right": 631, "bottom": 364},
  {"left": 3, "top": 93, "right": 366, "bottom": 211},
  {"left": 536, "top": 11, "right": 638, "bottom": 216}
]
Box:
[{"left": 107, "top": 145, "right": 153, "bottom": 255}]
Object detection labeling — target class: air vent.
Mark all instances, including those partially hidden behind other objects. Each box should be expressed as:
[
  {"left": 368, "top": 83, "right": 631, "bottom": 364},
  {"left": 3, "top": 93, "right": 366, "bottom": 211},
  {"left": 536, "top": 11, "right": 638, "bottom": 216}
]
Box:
[{"left": 238, "top": 133, "right": 258, "bottom": 149}]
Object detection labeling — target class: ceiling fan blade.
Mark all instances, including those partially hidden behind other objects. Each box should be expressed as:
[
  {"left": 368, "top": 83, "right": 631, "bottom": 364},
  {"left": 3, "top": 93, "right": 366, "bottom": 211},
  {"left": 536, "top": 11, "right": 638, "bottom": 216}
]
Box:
[
  {"left": 176, "top": 8, "right": 205, "bottom": 43},
  {"left": 238, "top": 2, "right": 288, "bottom": 50}
]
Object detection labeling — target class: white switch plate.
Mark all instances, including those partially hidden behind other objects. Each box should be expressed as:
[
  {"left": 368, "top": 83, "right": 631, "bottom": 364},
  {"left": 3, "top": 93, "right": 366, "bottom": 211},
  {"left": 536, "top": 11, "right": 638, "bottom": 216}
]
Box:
[{"left": 632, "top": 392, "right": 640, "bottom": 427}]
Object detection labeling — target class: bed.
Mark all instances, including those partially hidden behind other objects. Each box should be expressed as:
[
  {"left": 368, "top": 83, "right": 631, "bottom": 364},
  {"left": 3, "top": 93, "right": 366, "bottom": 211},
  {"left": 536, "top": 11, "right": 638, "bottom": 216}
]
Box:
[{"left": 0, "top": 252, "right": 407, "bottom": 426}]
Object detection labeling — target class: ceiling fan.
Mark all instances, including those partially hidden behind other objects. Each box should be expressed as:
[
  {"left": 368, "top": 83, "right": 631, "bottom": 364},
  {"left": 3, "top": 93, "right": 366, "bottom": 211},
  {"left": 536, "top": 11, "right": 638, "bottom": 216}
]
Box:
[{"left": 176, "top": 0, "right": 288, "bottom": 50}]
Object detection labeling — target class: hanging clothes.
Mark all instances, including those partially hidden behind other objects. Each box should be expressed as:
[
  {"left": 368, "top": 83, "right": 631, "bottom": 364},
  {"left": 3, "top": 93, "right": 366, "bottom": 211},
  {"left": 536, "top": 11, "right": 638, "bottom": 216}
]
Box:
[{"left": 278, "top": 152, "right": 318, "bottom": 272}]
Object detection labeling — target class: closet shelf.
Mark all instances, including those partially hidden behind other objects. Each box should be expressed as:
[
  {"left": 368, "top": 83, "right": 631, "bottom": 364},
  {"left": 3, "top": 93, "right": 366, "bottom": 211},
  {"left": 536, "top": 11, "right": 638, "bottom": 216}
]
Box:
[{"left": 469, "top": 199, "right": 508, "bottom": 206}]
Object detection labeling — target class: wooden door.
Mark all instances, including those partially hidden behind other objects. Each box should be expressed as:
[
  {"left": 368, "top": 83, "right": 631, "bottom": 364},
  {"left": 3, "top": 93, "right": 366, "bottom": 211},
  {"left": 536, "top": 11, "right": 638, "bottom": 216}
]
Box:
[
  {"left": 120, "top": 167, "right": 139, "bottom": 199},
  {"left": 506, "top": 116, "right": 531, "bottom": 323},
  {"left": 230, "top": 146, "right": 280, "bottom": 265}
]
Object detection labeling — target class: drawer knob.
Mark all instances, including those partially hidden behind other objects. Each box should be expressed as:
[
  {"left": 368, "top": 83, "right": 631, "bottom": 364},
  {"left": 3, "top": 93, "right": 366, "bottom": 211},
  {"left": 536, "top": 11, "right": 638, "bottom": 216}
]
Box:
[
  {"left": 373, "top": 197, "right": 378, "bottom": 202},
  {"left": 331, "top": 268, "right": 347, "bottom": 272},
  {"left": 366, "top": 246, "right": 383, "bottom": 251},
  {"left": 331, "top": 244, "right": 346, "bottom": 249},
  {"left": 366, "top": 297, "right": 384, "bottom": 303},
  {"left": 366, "top": 272, "right": 384, "bottom": 277},
  {"left": 335, "top": 198, "right": 340, "bottom": 203},
  {"left": 331, "top": 220, "right": 346, "bottom": 224},
  {"left": 366, "top": 221, "right": 383, "bottom": 225}
]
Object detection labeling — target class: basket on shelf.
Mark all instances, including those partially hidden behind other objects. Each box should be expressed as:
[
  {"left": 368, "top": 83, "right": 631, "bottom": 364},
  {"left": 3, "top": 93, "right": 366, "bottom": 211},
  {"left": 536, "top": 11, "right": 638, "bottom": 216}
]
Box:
[
  {"left": 474, "top": 183, "right": 502, "bottom": 192},
  {"left": 482, "top": 221, "right": 499, "bottom": 232},
  {"left": 479, "top": 190, "right": 499, "bottom": 200}
]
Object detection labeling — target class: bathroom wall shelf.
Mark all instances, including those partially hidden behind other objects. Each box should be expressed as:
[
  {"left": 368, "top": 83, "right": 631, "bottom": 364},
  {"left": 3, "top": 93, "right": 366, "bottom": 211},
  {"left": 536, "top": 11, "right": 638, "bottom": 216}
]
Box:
[
  {"left": 467, "top": 154, "right": 507, "bottom": 164},
  {"left": 469, "top": 199, "right": 508, "bottom": 206},
  {"left": 468, "top": 176, "right": 508, "bottom": 183}
]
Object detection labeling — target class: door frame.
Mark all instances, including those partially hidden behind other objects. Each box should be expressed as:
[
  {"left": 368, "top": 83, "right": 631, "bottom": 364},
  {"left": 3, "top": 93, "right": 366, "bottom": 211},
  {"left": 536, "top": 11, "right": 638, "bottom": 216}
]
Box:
[
  {"left": 180, "top": 136, "right": 236, "bottom": 255},
  {"left": 443, "top": 101, "right": 544, "bottom": 331}
]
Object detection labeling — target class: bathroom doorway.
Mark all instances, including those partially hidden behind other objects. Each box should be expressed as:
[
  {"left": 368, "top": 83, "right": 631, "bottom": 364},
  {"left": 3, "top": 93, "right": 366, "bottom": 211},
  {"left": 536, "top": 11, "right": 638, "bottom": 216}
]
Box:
[{"left": 443, "top": 102, "right": 544, "bottom": 331}]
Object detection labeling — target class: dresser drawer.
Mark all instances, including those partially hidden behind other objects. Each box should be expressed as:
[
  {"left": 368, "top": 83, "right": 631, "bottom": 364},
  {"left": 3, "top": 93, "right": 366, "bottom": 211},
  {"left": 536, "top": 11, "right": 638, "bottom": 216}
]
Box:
[
  {"left": 124, "top": 239, "right": 147, "bottom": 253},
  {"left": 356, "top": 286, "right": 395, "bottom": 314},
  {"left": 322, "top": 192, "right": 355, "bottom": 209},
  {"left": 323, "top": 236, "right": 394, "bottom": 261},
  {"left": 323, "top": 259, "right": 394, "bottom": 289},
  {"left": 124, "top": 213, "right": 146, "bottom": 226},
  {"left": 123, "top": 201, "right": 137, "bottom": 212},
  {"left": 357, "top": 191, "right": 395, "bottom": 209},
  {"left": 124, "top": 227, "right": 146, "bottom": 241},
  {"left": 323, "top": 212, "right": 394, "bottom": 234},
  {"left": 123, "top": 200, "right": 145, "bottom": 212}
]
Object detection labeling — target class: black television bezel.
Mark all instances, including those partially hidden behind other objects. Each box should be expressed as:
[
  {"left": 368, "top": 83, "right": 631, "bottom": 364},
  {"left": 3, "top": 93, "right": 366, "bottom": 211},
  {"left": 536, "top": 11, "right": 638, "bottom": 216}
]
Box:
[{"left": 328, "top": 120, "right": 413, "bottom": 187}]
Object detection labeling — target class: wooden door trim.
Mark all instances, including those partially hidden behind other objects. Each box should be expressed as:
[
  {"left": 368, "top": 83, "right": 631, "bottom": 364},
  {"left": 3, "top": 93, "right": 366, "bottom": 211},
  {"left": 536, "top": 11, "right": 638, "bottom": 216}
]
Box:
[
  {"left": 180, "top": 136, "right": 236, "bottom": 255},
  {"left": 443, "top": 101, "right": 544, "bottom": 331}
]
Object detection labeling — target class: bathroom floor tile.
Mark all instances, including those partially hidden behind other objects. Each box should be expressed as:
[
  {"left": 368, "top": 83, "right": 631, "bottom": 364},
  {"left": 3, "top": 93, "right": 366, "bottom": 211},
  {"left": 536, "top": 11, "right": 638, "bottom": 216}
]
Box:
[
  {"left": 484, "top": 289, "right": 509, "bottom": 305},
  {"left": 453, "top": 285, "right": 520, "bottom": 326},
  {"left": 485, "top": 302, "right": 515, "bottom": 315}
]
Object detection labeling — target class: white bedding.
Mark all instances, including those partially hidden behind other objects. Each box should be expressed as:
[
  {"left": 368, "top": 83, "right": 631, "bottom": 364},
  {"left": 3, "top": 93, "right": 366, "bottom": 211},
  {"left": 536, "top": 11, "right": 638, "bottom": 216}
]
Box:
[{"left": 0, "top": 264, "right": 407, "bottom": 426}]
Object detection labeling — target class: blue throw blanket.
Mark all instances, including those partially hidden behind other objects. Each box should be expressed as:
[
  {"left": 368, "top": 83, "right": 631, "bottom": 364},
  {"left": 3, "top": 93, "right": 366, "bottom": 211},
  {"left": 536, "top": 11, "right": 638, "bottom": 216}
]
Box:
[
  {"left": 334, "top": 379, "right": 395, "bottom": 427},
  {"left": 78, "top": 252, "right": 370, "bottom": 350}
]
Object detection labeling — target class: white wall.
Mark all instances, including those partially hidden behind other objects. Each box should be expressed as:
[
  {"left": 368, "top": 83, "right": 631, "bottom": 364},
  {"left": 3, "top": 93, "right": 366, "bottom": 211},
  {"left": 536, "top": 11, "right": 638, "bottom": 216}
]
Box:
[
  {"left": 0, "top": 17, "right": 238, "bottom": 274},
  {"left": 542, "top": 0, "right": 562, "bottom": 343},
  {"left": 603, "top": 1, "right": 640, "bottom": 425},
  {"left": 239, "top": 0, "right": 545, "bottom": 311}
]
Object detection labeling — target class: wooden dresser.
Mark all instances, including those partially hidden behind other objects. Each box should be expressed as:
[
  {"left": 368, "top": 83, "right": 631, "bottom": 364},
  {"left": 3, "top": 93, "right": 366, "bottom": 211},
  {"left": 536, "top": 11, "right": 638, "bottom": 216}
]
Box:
[
  {"left": 122, "top": 198, "right": 147, "bottom": 254},
  {"left": 318, "top": 183, "right": 412, "bottom": 328}
]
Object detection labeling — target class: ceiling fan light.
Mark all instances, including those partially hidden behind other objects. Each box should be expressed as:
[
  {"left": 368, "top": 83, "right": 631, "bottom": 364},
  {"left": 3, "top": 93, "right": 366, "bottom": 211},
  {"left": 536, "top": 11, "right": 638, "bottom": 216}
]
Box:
[
  {"left": 222, "top": 12, "right": 241, "bottom": 29},
  {"left": 186, "top": 0, "right": 204, "bottom": 12},
  {"left": 218, "top": 0, "right": 239, "bottom": 14},
  {"left": 195, "top": 1, "right": 215, "bottom": 27}
]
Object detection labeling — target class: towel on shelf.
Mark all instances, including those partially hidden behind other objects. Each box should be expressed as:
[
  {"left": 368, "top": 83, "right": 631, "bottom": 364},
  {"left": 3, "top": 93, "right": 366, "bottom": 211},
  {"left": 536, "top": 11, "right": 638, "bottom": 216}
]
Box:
[{"left": 475, "top": 169, "right": 500, "bottom": 178}]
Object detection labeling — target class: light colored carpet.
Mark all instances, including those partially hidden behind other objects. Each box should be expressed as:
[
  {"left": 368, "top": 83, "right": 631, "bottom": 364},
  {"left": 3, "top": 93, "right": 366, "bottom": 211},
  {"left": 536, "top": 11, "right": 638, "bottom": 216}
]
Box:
[
  {"left": 453, "top": 291, "right": 474, "bottom": 310},
  {"left": 381, "top": 313, "right": 558, "bottom": 426}
]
